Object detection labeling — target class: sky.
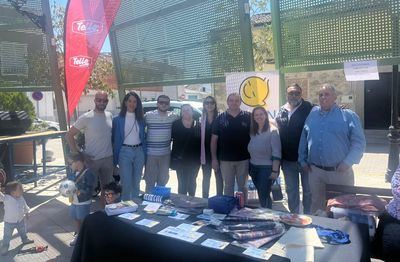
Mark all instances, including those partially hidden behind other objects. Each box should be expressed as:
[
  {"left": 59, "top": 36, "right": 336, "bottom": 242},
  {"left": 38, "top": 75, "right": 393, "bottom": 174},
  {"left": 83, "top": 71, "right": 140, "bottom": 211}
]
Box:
[{"left": 54, "top": 0, "right": 111, "bottom": 52}]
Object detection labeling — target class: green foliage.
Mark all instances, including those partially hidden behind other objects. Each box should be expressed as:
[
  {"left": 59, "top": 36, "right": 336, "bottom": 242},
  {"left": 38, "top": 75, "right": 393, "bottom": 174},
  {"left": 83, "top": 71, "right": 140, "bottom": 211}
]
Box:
[{"left": 0, "top": 92, "right": 36, "bottom": 120}]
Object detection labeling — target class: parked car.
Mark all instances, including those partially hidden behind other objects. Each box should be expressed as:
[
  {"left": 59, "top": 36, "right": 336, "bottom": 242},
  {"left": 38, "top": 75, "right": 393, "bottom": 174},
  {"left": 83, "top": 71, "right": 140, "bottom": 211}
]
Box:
[
  {"left": 32, "top": 118, "right": 60, "bottom": 131},
  {"left": 142, "top": 100, "right": 203, "bottom": 120}
]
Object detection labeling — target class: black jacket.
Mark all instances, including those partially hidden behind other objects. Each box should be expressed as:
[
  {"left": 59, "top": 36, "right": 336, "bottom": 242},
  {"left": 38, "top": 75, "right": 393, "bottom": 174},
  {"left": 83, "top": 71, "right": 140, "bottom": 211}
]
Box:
[{"left": 275, "top": 100, "right": 313, "bottom": 161}]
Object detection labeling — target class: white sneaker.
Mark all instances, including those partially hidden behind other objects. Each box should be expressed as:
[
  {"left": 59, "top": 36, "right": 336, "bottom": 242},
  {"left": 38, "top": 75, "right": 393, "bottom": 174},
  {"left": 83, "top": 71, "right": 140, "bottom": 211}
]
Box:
[{"left": 69, "top": 235, "right": 78, "bottom": 246}]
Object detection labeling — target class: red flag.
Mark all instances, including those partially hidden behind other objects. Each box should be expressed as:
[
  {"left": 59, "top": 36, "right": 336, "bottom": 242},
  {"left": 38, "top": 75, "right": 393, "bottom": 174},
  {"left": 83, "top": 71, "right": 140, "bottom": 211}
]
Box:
[{"left": 64, "top": 0, "right": 121, "bottom": 118}]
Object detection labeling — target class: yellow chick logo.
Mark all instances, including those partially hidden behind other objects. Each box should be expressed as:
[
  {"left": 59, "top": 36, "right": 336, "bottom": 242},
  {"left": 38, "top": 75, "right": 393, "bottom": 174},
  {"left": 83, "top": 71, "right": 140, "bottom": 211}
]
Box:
[{"left": 239, "top": 76, "right": 269, "bottom": 107}]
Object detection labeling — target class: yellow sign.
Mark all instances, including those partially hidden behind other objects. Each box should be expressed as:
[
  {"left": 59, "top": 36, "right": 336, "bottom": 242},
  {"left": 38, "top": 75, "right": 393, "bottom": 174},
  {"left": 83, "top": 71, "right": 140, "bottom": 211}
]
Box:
[{"left": 239, "top": 76, "right": 269, "bottom": 107}]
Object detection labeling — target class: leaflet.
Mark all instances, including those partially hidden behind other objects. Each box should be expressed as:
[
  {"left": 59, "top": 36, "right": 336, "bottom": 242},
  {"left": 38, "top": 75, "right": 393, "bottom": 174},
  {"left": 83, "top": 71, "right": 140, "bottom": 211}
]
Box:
[
  {"left": 201, "top": 239, "right": 230, "bottom": 250},
  {"left": 176, "top": 223, "right": 202, "bottom": 232},
  {"left": 243, "top": 247, "right": 272, "bottom": 260},
  {"left": 135, "top": 219, "right": 159, "bottom": 228},
  {"left": 158, "top": 226, "right": 204, "bottom": 243}
]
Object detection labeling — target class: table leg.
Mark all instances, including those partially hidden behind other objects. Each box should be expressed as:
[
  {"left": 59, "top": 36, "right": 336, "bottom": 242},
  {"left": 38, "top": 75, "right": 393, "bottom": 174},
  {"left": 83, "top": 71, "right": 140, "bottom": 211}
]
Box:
[
  {"left": 8, "top": 143, "right": 15, "bottom": 181},
  {"left": 33, "top": 140, "right": 37, "bottom": 187},
  {"left": 42, "top": 139, "right": 47, "bottom": 179}
]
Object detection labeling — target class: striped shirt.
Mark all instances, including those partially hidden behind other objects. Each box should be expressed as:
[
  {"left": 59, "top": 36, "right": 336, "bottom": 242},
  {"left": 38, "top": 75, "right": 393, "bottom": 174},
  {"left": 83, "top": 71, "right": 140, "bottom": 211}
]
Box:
[{"left": 145, "top": 110, "right": 179, "bottom": 156}]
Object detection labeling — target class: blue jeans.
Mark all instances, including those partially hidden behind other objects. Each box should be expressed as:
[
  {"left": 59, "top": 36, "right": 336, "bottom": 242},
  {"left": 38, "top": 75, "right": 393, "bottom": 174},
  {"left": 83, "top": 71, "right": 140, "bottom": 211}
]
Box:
[
  {"left": 249, "top": 164, "right": 273, "bottom": 208},
  {"left": 281, "top": 160, "right": 311, "bottom": 214},
  {"left": 118, "top": 146, "right": 145, "bottom": 200},
  {"left": 2, "top": 219, "right": 28, "bottom": 247},
  {"left": 201, "top": 164, "right": 223, "bottom": 198}
]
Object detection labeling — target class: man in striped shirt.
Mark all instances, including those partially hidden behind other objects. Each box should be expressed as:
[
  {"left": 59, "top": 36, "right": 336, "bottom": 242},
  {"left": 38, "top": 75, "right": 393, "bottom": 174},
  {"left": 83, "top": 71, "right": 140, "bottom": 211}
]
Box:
[{"left": 144, "top": 95, "right": 178, "bottom": 192}]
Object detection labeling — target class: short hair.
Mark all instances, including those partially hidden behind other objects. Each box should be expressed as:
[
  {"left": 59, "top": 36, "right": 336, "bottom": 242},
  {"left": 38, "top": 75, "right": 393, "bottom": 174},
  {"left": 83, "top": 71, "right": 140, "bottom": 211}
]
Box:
[
  {"left": 5, "top": 181, "right": 22, "bottom": 195},
  {"left": 227, "top": 92, "right": 240, "bottom": 101},
  {"left": 287, "top": 83, "right": 302, "bottom": 92},
  {"left": 321, "top": 83, "right": 337, "bottom": 95},
  {"left": 157, "top": 95, "right": 170, "bottom": 102},
  {"left": 103, "top": 182, "right": 122, "bottom": 194}
]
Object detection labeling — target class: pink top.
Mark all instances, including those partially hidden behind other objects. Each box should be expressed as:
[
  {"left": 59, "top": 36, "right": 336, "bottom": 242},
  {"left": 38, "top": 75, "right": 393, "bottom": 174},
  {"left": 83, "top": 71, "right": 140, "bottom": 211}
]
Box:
[{"left": 387, "top": 166, "right": 400, "bottom": 220}]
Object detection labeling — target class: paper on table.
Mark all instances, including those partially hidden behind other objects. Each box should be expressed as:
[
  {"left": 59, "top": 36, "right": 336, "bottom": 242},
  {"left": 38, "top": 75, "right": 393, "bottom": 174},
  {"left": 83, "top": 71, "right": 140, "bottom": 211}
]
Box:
[
  {"left": 157, "top": 226, "right": 204, "bottom": 243},
  {"left": 176, "top": 223, "right": 202, "bottom": 232},
  {"left": 135, "top": 219, "right": 159, "bottom": 228},
  {"left": 278, "top": 227, "right": 324, "bottom": 248},
  {"left": 268, "top": 242, "right": 314, "bottom": 262},
  {"left": 243, "top": 247, "right": 272, "bottom": 260},
  {"left": 143, "top": 202, "right": 162, "bottom": 213},
  {"left": 118, "top": 213, "right": 140, "bottom": 220},
  {"left": 201, "top": 239, "right": 230, "bottom": 250},
  {"left": 286, "top": 245, "right": 314, "bottom": 262}
]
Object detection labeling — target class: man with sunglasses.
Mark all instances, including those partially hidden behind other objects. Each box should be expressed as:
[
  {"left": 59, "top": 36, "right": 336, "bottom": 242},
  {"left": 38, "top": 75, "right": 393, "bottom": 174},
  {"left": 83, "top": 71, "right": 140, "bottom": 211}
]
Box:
[
  {"left": 275, "top": 83, "right": 313, "bottom": 214},
  {"left": 144, "top": 95, "right": 178, "bottom": 193},
  {"left": 66, "top": 91, "right": 114, "bottom": 207}
]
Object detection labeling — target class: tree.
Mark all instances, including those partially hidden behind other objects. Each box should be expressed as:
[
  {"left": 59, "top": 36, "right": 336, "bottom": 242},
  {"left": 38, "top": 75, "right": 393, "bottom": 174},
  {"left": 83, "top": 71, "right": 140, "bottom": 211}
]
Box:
[{"left": 249, "top": 0, "right": 274, "bottom": 71}]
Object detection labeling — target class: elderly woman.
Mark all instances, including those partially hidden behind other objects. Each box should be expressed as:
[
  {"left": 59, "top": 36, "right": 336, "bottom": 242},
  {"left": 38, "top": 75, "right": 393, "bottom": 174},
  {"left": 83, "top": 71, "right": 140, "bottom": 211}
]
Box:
[{"left": 373, "top": 166, "right": 400, "bottom": 260}]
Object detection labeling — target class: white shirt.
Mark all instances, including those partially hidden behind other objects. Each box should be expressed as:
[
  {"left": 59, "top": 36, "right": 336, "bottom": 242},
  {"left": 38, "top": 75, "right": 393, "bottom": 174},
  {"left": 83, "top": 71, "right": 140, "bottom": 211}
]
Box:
[
  {"left": 123, "top": 112, "right": 141, "bottom": 145},
  {"left": 0, "top": 192, "right": 30, "bottom": 223},
  {"left": 73, "top": 110, "right": 113, "bottom": 160},
  {"left": 284, "top": 102, "right": 302, "bottom": 120}
]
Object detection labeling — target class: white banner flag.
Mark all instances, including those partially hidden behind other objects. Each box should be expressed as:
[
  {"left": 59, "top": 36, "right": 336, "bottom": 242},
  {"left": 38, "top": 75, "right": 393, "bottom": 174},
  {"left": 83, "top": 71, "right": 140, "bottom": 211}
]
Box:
[{"left": 225, "top": 71, "right": 280, "bottom": 118}]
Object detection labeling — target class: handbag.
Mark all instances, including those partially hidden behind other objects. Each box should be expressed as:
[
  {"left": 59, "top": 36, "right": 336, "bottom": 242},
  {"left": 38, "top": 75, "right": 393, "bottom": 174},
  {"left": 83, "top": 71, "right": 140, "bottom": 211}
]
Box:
[
  {"left": 271, "top": 179, "right": 283, "bottom": 201},
  {"left": 208, "top": 195, "right": 237, "bottom": 214}
]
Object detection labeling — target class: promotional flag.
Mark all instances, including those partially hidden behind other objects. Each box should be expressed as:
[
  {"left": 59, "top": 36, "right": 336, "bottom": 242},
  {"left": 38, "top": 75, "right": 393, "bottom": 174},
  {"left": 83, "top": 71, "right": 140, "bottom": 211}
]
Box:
[
  {"left": 64, "top": 0, "right": 121, "bottom": 118},
  {"left": 225, "top": 71, "right": 280, "bottom": 118}
]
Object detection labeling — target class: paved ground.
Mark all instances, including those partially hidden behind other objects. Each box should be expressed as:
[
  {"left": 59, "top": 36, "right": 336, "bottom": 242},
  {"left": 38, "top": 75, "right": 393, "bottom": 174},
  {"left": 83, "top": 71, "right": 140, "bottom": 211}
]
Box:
[{"left": 0, "top": 139, "right": 392, "bottom": 261}]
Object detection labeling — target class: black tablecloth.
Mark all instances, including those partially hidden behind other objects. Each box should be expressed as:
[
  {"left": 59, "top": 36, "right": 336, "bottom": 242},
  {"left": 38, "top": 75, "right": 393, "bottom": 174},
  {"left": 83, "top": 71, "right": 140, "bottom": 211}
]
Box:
[{"left": 71, "top": 200, "right": 370, "bottom": 262}]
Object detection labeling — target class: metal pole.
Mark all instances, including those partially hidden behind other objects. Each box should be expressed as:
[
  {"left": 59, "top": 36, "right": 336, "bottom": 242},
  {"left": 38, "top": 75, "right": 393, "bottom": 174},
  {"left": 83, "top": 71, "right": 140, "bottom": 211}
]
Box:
[
  {"left": 41, "top": 0, "right": 69, "bottom": 169},
  {"left": 386, "top": 65, "right": 400, "bottom": 182}
]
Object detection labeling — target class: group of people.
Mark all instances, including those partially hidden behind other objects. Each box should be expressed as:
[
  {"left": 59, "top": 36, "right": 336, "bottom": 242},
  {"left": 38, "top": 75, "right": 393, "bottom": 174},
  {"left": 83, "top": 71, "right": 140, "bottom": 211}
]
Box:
[{"left": 63, "top": 83, "right": 367, "bottom": 213}]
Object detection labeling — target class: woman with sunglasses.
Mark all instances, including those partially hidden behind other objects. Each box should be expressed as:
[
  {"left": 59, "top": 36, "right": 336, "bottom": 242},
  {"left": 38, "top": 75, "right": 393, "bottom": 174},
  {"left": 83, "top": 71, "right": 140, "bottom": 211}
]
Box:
[
  {"left": 171, "top": 104, "right": 201, "bottom": 196},
  {"left": 200, "top": 96, "right": 223, "bottom": 198},
  {"left": 248, "top": 106, "right": 281, "bottom": 208},
  {"left": 112, "top": 92, "right": 146, "bottom": 200}
]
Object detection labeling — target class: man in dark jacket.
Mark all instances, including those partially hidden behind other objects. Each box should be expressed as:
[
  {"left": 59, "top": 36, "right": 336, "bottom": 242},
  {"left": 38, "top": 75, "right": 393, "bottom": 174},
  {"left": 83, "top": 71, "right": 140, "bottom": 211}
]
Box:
[{"left": 275, "top": 83, "right": 313, "bottom": 214}]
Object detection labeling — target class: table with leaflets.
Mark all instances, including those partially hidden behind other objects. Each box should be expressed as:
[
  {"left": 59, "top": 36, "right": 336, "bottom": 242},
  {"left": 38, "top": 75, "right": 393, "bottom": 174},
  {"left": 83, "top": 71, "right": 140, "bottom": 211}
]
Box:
[{"left": 71, "top": 195, "right": 370, "bottom": 262}]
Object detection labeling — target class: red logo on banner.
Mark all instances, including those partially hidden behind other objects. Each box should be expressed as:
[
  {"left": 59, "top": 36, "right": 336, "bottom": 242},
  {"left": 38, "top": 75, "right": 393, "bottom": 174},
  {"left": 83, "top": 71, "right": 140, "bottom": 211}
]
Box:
[
  {"left": 72, "top": 20, "right": 103, "bottom": 35},
  {"left": 64, "top": 0, "right": 121, "bottom": 119},
  {"left": 69, "top": 56, "right": 92, "bottom": 68}
]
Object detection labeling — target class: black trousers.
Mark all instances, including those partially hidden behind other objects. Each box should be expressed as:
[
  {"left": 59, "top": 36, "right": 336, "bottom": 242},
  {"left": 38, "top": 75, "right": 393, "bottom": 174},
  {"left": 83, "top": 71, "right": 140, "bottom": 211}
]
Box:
[{"left": 372, "top": 212, "right": 400, "bottom": 261}]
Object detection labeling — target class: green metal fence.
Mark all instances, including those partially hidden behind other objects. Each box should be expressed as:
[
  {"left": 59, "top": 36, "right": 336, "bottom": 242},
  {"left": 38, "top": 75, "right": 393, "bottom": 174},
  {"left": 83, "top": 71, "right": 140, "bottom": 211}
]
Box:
[
  {"left": 272, "top": 0, "right": 400, "bottom": 73},
  {"left": 110, "top": 0, "right": 254, "bottom": 89}
]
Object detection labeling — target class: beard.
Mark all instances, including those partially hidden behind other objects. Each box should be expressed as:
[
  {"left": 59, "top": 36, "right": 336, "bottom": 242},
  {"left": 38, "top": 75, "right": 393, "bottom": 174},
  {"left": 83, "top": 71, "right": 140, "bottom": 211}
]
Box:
[{"left": 288, "top": 98, "right": 302, "bottom": 107}]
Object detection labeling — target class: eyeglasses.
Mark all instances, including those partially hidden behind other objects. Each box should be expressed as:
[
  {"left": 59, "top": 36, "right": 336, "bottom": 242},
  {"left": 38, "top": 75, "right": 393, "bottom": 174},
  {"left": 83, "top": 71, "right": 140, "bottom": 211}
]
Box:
[
  {"left": 204, "top": 101, "right": 215, "bottom": 105},
  {"left": 95, "top": 98, "right": 109, "bottom": 103},
  {"left": 158, "top": 101, "right": 170, "bottom": 105},
  {"left": 287, "top": 91, "right": 301, "bottom": 96}
]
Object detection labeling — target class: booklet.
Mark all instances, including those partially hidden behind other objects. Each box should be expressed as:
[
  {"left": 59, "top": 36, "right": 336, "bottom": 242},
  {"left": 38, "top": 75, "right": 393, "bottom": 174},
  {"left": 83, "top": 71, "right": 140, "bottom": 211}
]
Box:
[{"left": 105, "top": 201, "right": 138, "bottom": 216}]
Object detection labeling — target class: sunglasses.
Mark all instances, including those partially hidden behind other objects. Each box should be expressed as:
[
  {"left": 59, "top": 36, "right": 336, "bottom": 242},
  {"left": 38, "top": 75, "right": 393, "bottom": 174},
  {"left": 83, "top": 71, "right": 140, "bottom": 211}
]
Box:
[
  {"left": 204, "top": 101, "right": 215, "bottom": 105},
  {"left": 158, "top": 101, "right": 170, "bottom": 105},
  {"left": 287, "top": 91, "right": 301, "bottom": 96}
]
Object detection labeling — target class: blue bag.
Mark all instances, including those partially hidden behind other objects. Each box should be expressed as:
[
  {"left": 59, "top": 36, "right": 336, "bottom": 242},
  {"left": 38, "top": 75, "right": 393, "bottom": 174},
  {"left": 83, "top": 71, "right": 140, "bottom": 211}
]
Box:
[{"left": 208, "top": 195, "right": 237, "bottom": 214}]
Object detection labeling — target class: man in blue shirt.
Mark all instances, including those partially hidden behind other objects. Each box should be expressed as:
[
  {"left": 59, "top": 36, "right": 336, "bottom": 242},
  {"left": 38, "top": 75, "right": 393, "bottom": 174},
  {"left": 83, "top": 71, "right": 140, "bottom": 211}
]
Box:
[{"left": 298, "top": 84, "right": 366, "bottom": 213}]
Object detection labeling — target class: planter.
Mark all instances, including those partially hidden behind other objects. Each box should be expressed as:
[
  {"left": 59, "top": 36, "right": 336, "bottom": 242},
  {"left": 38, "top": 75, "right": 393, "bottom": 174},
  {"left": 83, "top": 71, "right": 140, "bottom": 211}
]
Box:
[{"left": 13, "top": 140, "right": 34, "bottom": 165}]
